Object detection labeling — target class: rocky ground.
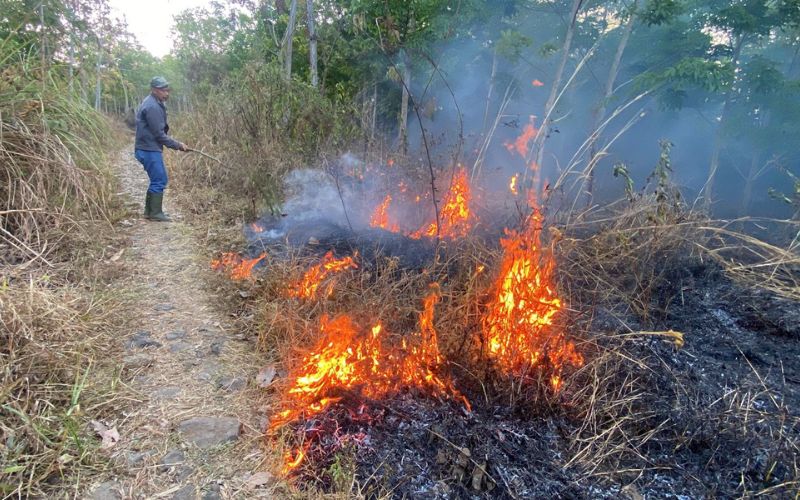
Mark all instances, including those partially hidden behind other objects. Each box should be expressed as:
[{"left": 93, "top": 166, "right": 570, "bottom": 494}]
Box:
[{"left": 85, "top": 150, "right": 274, "bottom": 499}]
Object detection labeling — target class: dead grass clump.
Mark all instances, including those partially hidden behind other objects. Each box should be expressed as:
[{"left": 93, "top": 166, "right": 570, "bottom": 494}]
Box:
[
  {"left": 1, "top": 51, "right": 133, "bottom": 496},
  {"left": 0, "top": 270, "right": 131, "bottom": 497},
  {"left": 0, "top": 67, "right": 123, "bottom": 266},
  {"left": 551, "top": 192, "right": 799, "bottom": 494}
]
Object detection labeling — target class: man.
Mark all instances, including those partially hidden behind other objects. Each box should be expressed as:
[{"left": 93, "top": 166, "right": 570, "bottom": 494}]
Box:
[{"left": 134, "top": 76, "right": 189, "bottom": 222}]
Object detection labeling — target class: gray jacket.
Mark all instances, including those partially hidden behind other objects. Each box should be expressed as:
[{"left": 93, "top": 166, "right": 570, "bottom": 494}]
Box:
[{"left": 135, "top": 94, "right": 181, "bottom": 151}]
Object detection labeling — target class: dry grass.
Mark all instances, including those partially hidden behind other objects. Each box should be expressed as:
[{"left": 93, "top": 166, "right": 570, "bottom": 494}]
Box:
[
  {"left": 171, "top": 62, "right": 361, "bottom": 225},
  {"left": 0, "top": 52, "right": 134, "bottom": 496},
  {"left": 551, "top": 195, "right": 800, "bottom": 494},
  {"left": 0, "top": 267, "right": 134, "bottom": 497}
]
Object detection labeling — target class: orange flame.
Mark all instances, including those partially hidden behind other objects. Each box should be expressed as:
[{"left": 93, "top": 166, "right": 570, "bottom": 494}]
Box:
[
  {"left": 210, "top": 252, "right": 267, "bottom": 280},
  {"left": 369, "top": 194, "right": 401, "bottom": 232},
  {"left": 411, "top": 168, "right": 474, "bottom": 239},
  {"left": 481, "top": 211, "right": 582, "bottom": 388},
  {"left": 282, "top": 445, "right": 308, "bottom": 474},
  {"left": 509, "top": 175, "right": 519, "bottom": 195},
  {"left": 505, "top": 116, "right": 539, "bottom": 158},
  {"left": 272, "top": 286, "right": 468, "bottom": 471},
  {"left": 532, "top": 79, "right": 544, "bottom": 87},
  {"left": 288, "top": 251, "right": 358, "bottom": 299},
  {"left": 250, "top": 222, "right": 264, "bottom": 233}
]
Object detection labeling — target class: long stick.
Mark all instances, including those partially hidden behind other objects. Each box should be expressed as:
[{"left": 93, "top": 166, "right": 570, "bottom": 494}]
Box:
[{"left": 186, "top": 148, "right": 221, "bottom": 163}]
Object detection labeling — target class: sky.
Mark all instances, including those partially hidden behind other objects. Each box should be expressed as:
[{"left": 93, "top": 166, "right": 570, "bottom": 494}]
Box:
[{"left": 108, "top": 0, "right": 214, "bottom": 58}]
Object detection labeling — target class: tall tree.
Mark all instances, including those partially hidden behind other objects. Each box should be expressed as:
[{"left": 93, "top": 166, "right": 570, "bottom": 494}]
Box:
[
  {"left": 531, "top": 0, "right": 584, "bottom": 173},
  {"left": 585, "top": 0, "right": 640, "bottom": 203},
  {"left": 307, "top": 0, "right": 318, "bottom": 87},
  {"left": 283, "top": 0, "right": 299, "bottom": 80}
]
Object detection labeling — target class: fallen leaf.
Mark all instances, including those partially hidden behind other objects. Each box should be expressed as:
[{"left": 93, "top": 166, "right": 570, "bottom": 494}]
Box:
[
  {"left": 245, "top": 471, "right": 272, "bottom": 489},
  {"left": 109, "top": 248, "right": 124, "bottom": 262},
  {"left": 91, "top": 420, "right": 121, "bottom": 448},
  {"left": 256, "top": 364, "right": 277, "bottom": 388}
]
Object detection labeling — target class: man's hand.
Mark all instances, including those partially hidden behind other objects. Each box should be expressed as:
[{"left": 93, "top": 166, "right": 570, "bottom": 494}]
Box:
[{"left": 178, "top": 142, "right": 189, "bottom": 152}]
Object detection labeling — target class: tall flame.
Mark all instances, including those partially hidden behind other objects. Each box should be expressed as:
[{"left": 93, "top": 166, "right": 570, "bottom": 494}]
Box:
[
  {"left": 288, "top": 251, "right": 358, "bottom": 299},
  {"left": 272, "top": 285, "right": 468, "bottom": 472},
  {"left": 509, "top": 174, "right": 519, "bottom": 195},
  {"left": 411, "top": 168, "right": 473, "bottom": 239},
  {"left": 369, "top": 194, "right": 400, "bottom": 232},
  {"left": 210, "top": 252, "right": 267, "bottom": 280},
  {"left": 481, "top": 211, "right": 582, "bottom": 389},
  {"left": 505, "top": 116, "right": 539, "bottom": 158}
]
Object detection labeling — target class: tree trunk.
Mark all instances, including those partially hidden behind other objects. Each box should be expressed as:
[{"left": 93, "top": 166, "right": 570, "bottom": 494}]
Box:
[
  {"left": 283, "top": 0, "right": 298, "bottom": 81},
  {"left": 585, "top": 0, "right": 637, "bottom": 204},
  {"left": 740, "top": 152, "right": 760, "bottom": 215},
  {"left": 703, "top": 34, "right": 745, "bottom": 208},
  {"left": 306, "top": 0, "right": 318, "bottom": 87},
  {"left": 122, "top": 81, "right": 129, "bottom": 112},
  {"left": 371, "top": 83, "right": 378, "bottom": 141},
  {"left": 398, "top": 49, "right": 411, "bottom": 154},
  {"left": 94, "top": 49, "right": 102, "bottom": 111},
  {"left": 532, "top": 0, "right": 583, "bottom": 173}
]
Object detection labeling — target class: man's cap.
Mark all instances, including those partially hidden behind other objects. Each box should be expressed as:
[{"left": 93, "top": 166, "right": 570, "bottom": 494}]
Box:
[{"left": 150, "top": 76, "right": 170, "bottom": 89}]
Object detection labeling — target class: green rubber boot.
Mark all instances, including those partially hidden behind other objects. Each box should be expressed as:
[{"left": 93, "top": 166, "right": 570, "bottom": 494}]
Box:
[
  {"left": 144, "top": 192, "right": 153, "bottom": 218},
  {"left": 148, "top": 192, "right": 171, "bottom": 222}
]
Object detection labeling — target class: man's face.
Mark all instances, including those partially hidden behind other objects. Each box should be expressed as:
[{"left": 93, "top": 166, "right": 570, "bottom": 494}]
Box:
[{"left": 152, "top": 87, "right": 171, "bottom": 102}]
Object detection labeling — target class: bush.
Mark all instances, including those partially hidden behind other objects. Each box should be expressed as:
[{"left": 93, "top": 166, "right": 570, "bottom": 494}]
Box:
[{"left": 173, "top": 62, "right": 362, "bottom": 219}]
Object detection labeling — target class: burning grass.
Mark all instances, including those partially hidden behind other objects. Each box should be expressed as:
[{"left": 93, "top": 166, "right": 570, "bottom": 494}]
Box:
[
  {"left": 211, "top": 251, "right": 268, "bottom": 280},
  {"left": 195, "top": 92, "right": 799, "bottom": 497},
  {"left": 212, "top": 190, "right": 800, "bottom": 497}
]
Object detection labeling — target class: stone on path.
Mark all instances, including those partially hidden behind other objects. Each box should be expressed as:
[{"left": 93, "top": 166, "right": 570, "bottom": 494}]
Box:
[
  {"left": 172, "top": 484, "right": 197, "bottom": 500},
  {"left": 177, "top": 417, "right": 240, "bottom": 449},
  {"left": 88, "top": 481, "right": 122, "bottom": 500},
  {"left": 122, "top": 353, "right": 154, "bottom": 369},
  {"left": 166, "top": 330, "right": 187, "bottom": 340},
  {"left": 209, "top": 341, "right": 224, "bottom": 356},
  {"left": 216, "top": 376, "right": 245, "bottom": 392},
  {"left": 151, "top": 386, "right": 182, "bottom": 400},
  {"left": 196, "top": 361, "right": 221, "bottom": 381},
  {"left": 119, "top": 449, "right": 154, "bottom": 467},
  {"left": 169, "top": 341, "right": 193, "bottom": 353},
  {"left": 126, "top": 331, "right": 162, "bottom": 349},
  {"left": 158, "top": 449, "right": 186, "bottom": 473}
]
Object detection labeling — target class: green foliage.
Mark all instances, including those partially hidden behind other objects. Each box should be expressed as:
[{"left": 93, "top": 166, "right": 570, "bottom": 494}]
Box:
[
  {"left": 326, "top": 446, "right": 357, "bottom": 493},
  {"left": 636, "top": 57, "right": 733, "bottom": 108},
  {"left": 768, "top": 167, "right": 800, "bottom": 216},
  {"left": 661, "top": 57, "right": 733, "bottom": 92},
  {"left": 647, "top": 139, "right": 681, "bottom": 221},
  {"left": 497, "top": 29, "right": 533, "bottom": 61},
  {"left": 742, "top": 55, "right": 784, "bottom": 94},
  {"left": 712, "top": 0, "right": 774, "bottom": 36},
  {"left": 613, "top": 162, "right": 636, "bottom": 202},
  {"left": 639, "top": 0, "right": 685, "bottom": 26}
]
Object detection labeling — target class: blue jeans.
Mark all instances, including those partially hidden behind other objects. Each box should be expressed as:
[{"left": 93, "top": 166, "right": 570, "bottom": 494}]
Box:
[{"left": 134, "top": 149, "right": 168, "bottom": 193}]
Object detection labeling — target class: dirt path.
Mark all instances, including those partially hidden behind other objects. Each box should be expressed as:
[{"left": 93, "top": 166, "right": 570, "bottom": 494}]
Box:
[{"left": 87, "top": 149, "right": 271, "bottom": 499}]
